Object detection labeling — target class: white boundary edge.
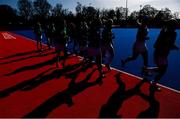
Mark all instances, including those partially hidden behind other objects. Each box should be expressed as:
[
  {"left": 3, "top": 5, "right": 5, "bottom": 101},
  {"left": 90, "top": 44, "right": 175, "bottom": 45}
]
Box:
[
  {"left": 111, "top": 67, "right": 180, "bottom": 94},
  {"left": 9, "top": 32, "right": 180, "bottom": 94}
]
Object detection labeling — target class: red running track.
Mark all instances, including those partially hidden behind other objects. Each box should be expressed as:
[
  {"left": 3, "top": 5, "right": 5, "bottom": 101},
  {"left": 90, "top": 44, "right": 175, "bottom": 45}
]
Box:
[{"left": 0, "top": 31, "right": 180, "bottom": 118}]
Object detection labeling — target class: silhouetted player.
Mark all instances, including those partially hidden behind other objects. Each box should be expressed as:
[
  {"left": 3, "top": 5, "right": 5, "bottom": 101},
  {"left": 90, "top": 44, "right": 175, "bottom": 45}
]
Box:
[
  {"left": 45, "top": 20, "right": 55, "bottom": 50},
  {"left": 102, "top": 19, "right": 115, "bottom": 71},
  {"left": 78, "top": 21, "right": 89, "bottom": 61},
  {"left": 34, "top": 22, "right": 43, "bottom": 52},
  {"left": 88, "top": 18, "right": 104, "bottom": 77},
  {"left": 68, "top": 22, "right": 78, "bottom": 54},
  {"left": 53, "top": 18, "right": 68, "bottom": 68},
  {"left": 143, "top": 19, "right": 179, "bottom": 90},
  {"left": 121, "top": 18, "right": 149, "bottom": 68}
]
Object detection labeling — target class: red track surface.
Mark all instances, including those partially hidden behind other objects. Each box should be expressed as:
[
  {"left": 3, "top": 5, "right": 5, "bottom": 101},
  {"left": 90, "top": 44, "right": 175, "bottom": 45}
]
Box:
[{"left": 0, "top": 32, "right": 180, "bottom": 118}]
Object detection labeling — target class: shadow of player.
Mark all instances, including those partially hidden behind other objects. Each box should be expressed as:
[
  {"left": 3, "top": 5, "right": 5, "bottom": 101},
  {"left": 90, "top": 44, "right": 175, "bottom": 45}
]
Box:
[
  {"left": 99, "top": 73, "right": 146, "bottom": 118},
  {"left": 0, "top": 50, "right": 55, "bottom": 65},
  {"left": 0, "top": 61, "right": 84, "bottom": 98},
  {"left": 23, "top": 68, "right": 104, "bottom": 118},
  {"left": 137, "top": 85, "right": 160, "bottom": 118},
  {"left": 0, "top": 50, "right": 38, "bottom": 60}
]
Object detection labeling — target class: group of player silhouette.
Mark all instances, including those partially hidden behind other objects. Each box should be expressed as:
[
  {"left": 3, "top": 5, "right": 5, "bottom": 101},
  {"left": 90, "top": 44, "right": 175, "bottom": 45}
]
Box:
[{"left": 34, "top": 17, "right": 179, "bottom": 91}]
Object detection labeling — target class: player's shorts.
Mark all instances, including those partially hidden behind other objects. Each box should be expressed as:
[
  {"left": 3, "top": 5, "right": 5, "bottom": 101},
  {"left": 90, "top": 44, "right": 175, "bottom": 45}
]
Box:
[
  {"left": 154, "top": 55, "right": 168, "bottom": 66},
  {"left": 133, "top": 41, "right": 147, "bottom": 54},
  {"left": 102, "top": 44, "right": 114, "bottom": 64},
  {"left": 87, "top": 47, "right": 101, "bottom": 56}
]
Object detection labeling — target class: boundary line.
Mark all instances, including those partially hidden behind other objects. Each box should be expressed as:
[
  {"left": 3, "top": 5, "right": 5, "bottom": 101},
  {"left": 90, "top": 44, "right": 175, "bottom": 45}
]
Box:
[{"left": 111, "top": 67, "right": 180, "bottom": 94}]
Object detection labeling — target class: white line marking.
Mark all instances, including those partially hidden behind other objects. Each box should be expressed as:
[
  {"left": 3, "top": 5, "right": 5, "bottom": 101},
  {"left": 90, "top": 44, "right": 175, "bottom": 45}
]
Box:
[
  {"left": 111, "top": 67, "right": 180, "bottom": 94},
  {"left": 1, "top": 32, "right": 16, "bottom": 40}
]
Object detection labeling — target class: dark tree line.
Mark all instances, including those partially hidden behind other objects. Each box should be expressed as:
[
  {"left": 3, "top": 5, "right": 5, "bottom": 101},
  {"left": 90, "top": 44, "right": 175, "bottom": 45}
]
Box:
[
  {"left": 0, "top": 5, "right": 18, "bottom": 27},
  {"left": 0, "top": 0, "right": 180, "bottom": 29}
]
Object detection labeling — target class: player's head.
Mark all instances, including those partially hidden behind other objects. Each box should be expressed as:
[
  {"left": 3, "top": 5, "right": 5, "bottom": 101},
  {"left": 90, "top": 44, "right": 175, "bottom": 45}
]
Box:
[
  {"left": 141, "top": 16, "right": 148, "bottom": 26},
  {"left": 106, "top": 19, "right": 113, "bottom": 28},
  {"left": 137, "top": 16, "right": 149, "bottom": 27},
  {"left": 92, "top": 18, "right": 102, "bottom": 29},
  {"left": 166, "top": 18, "right": 177, "bottom": 31}
]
